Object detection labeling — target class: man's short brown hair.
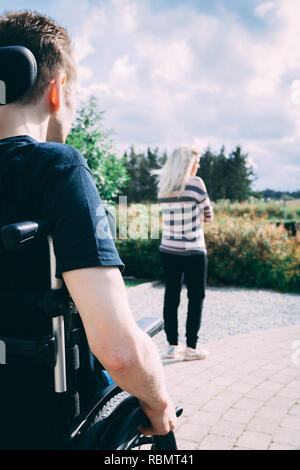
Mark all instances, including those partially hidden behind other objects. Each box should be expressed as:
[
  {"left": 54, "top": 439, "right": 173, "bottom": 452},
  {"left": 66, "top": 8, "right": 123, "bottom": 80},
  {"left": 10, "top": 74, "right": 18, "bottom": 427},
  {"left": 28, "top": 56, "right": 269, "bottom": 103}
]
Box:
[{"left": 0, "top": 10, "right": 77, "bottom": 104}]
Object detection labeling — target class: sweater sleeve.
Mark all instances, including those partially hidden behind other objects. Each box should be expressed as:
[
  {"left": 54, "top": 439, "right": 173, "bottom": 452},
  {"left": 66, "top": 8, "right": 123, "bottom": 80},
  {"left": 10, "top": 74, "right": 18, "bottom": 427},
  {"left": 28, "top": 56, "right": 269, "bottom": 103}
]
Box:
[{"left": 190, "top": 176, "right": 214, "bottom": 222}]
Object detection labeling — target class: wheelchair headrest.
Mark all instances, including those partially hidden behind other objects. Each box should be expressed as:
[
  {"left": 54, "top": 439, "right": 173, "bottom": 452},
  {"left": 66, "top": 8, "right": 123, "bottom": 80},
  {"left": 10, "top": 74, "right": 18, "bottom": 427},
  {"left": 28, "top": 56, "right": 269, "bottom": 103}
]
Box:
[{"left": 0, "top": 46, "right": 37, "bottom": 105}]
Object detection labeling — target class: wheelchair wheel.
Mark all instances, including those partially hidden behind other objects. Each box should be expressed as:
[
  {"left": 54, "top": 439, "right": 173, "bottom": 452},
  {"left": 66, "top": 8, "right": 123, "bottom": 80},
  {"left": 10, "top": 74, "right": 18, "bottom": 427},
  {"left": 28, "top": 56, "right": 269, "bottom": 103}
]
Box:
[
  {"left": 115, "top": 430, "right": 178, "bottom": 450},
  {"left": 76, "top": 389, "right": 178, "bottom": 450}
]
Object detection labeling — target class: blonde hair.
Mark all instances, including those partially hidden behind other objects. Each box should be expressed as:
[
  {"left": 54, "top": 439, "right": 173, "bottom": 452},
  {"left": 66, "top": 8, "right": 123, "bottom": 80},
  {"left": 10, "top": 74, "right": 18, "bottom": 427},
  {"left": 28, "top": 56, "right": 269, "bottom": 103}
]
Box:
[{"left": 152, "top": 147, "right": 198, "bottom": 198}]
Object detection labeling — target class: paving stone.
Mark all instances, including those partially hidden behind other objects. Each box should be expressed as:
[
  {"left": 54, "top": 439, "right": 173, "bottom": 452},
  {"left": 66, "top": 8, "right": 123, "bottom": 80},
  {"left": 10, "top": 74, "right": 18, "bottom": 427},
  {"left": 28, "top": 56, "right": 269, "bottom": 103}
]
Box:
[
  {"left": 176, "top": 439, "right": 199, "bottom": 450},
  {"left": 257, "top": 406, "right": 287, "bottom": 420},
  {"left": 236, "top": 431, "right": 272, "bottom": 450},
  {"left": 247, "top": 387, "right": 275, "bottom": 401},
  {"left": 266, "top": 395, "right": 296, "bottom": 410},
  {"left": 182, "top": 392, "right": 212, "bottom": 406},
  {"left": 187, "top": 410, "right": 221, "bottom": 426},
  {"left": 287, "top": 379, "right": 300, "bottom": 389},
  {"left": 179, "top": 402, "right": 202, "bottom": 417},
  {"left": 246, "top": 415, "right": 282, "bottom": 435},
  {"left": 277, "top": 387, "right": 300, "bottom": 399},
  {"left": 258, "top": 381, "right": 284, "bottom": 392},
  {"left": 182, "top": 378, "right": 210, "bottom": 388},
  {"left": 272, "top": 426, "right": 300, "bottom": 447},
  {"left": 280, "top": 415, "right": 300, "bottom": 431},
  {"left": 246, "top": 417, "right": 282, "bottom": 435},
  {"left": 270, "top": 373, "right": 298, "bottom": 385},
  {"left": 227, "top": 382, "right": 255, "bottom": 394},
  {"left": 288, "top": 404, "right": 300, "bottom": 416},
  {"left": 222, "top": 408, "right": 253, "bottom": 424},
  {"left": 210, "top": 420, "right": 245, "bottom": 439},
  {"left": 197, "top": 434, "right": 236, "bottom": 450},
  {"left": 195, "top": 384, "right": 225, "bottom": 396},
  {"left": 233, "top": 397, "right": 263, "bottom": 413},
  {"left": 241, "top": 375, "right": 265, "bottom": 386},
  {"left": 175, "top": 423, "right": 210, "bottom": 442},
  {"left": 215, "top": 390, "right": 243, "bottom": 404},
  {"left": 283, "top": 365, "right": 300, "bottom": 377},
  {"left": 154, "top": 322, "right": 300, "bottom": 451},
  {"left": 227, "top": 368, "right": 250, "bottom": 379},
  {"left": 202, "top": 399, "right": 233, "bottom": 414},
  {"left": 248, "top": 369, "right": 276, "bottom": 379},
  {"left": 209, "top": 376, "right": 237, "bottom": 387}
]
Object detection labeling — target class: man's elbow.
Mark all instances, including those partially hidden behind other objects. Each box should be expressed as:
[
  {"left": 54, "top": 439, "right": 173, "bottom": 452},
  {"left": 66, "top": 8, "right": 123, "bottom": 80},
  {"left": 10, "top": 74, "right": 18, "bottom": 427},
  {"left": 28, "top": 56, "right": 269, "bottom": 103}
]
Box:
[{"left": 90, "top": 341, "right": 141, "bottom": 373}]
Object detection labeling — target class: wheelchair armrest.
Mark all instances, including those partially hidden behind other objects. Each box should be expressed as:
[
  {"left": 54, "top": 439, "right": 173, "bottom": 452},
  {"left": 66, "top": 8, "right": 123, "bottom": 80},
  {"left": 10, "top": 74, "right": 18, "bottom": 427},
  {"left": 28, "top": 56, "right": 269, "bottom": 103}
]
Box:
[
  {"left": 1, "top": 220, "right": 46, "bottom": 251},
  {"left": 136, "top": 317, "right": 164, "bottom": 338}
]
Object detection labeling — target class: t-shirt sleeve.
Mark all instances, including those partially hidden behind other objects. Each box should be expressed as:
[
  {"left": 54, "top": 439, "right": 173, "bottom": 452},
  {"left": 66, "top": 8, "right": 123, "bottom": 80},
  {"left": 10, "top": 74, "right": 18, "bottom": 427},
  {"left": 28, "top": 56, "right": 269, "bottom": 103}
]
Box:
[{"left": 40, "top": 151, "right": 125, "bottom": 278}]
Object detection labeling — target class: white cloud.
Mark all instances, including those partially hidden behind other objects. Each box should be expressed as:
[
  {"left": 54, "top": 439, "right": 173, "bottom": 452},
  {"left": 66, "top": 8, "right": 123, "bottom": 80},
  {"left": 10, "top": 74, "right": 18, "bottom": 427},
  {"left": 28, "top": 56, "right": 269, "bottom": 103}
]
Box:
[
  {"left": 137, "top": 39, "right": 193, "bottom": 84},
  {"left": 111, "top": 55, "right": 136, "bottom": 81},
  {"left": 112, "top": 0, "right": 139, "bottom": 32},
  {"left": 254, "top": 2, "right": 275, "bottom": 17},
  {"left": 73, "top": 36, "right": 95, "bottom": 63},
  {"left": 77, "top": 64, "right": 93, "bottom": 83},
  {"left": 68, "top": 0, "right": 300, "bottom": 190}
]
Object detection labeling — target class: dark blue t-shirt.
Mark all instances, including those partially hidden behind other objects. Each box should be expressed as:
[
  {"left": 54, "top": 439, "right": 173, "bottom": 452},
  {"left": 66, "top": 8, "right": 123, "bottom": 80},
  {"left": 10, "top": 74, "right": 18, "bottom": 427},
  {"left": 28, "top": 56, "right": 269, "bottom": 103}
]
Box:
[
  {"left": 0, "top": 135, "right": 124, "bottom": 281},
  {"left": 0, "top": 135, "right": 124, "bottom": 448}
]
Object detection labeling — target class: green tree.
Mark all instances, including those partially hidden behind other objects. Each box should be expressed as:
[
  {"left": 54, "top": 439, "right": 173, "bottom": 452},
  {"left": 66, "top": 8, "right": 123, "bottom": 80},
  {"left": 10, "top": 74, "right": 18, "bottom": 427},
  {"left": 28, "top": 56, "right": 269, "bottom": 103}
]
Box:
[
  {"left": 226, "top": 146, "right": 255, "bottom": 201},
  {"left": 122, "top": 147, "right": 167, "bottom": 202},
  {"left": 198, "top": 145, "right": 255, "bottom": 201},
  {"left": 66, "top": 96, "right": 129, "bottom": 201}
]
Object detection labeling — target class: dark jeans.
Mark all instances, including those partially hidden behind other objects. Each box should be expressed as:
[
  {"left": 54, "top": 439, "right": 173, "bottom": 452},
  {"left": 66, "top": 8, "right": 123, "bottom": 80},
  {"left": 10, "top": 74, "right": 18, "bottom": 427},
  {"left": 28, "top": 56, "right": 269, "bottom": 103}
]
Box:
[{"left": 159, "top": 250, "right": 207, "bottom": 349}]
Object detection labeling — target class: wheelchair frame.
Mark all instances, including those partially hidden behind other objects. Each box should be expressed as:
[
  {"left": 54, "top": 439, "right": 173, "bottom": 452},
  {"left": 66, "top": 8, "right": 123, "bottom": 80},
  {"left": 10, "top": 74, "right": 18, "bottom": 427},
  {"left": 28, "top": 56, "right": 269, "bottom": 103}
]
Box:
[{"left": 0, "top": 220, "right": 182, "bottom": 450}]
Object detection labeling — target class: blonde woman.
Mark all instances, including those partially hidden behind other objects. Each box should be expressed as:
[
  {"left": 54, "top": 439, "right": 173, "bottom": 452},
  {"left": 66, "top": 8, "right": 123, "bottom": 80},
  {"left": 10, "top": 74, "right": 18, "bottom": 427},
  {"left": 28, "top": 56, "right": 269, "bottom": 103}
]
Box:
[{"left": 156, "top": 148, "right": 213, "bottom": 361}]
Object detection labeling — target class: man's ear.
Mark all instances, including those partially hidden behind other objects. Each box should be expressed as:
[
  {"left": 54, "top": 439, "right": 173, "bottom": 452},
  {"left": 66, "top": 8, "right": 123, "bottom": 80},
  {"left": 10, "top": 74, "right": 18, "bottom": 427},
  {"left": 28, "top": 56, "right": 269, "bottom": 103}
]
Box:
[{"left": 48, "top": 74, "right": 66, "bottom": 113}]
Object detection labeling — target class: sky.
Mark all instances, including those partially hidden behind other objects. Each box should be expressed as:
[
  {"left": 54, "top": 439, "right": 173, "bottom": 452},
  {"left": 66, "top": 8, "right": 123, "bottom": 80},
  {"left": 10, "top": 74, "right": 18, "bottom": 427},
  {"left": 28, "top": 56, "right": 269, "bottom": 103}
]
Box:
[{"left": 2, "top": 0, "right": 300, "bottom": 191}]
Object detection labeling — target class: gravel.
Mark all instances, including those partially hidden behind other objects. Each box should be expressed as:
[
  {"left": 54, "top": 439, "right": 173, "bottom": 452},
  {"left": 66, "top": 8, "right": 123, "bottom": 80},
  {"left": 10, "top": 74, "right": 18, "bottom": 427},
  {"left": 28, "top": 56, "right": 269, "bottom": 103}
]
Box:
[{"left": 126, "top": 282, "right": 300, "bottom": 354}]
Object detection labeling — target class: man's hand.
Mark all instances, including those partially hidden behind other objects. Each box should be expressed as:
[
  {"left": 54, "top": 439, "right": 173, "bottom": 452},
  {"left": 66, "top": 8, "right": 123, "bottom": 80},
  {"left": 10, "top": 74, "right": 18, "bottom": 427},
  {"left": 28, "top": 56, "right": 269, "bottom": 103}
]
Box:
[{"left": 138, "top": 398, "right": 177, "bottom": 436}]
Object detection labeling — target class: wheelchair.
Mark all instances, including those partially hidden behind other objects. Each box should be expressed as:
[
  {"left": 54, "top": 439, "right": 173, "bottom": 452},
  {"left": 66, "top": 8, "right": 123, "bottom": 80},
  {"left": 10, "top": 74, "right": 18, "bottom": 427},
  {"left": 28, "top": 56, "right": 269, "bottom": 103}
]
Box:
[
  {"left": 0, "top": 219, "right": 182, "bottom": 450},
  {"left": 0, "top": 44, "right": 182, "bottom": 450}
]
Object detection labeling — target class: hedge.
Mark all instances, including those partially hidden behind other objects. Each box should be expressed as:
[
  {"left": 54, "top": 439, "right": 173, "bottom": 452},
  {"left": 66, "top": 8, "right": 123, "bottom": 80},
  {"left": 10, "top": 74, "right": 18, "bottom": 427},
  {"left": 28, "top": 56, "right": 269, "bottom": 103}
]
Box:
[{"left": 115, "top": 219, "right": 300, "bottom": 293}]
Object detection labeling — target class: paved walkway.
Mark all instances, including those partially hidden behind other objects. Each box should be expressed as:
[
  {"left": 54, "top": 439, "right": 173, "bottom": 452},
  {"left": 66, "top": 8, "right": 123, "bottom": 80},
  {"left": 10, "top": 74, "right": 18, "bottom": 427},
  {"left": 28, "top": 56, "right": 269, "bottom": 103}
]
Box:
[{"left": 163, "top": 324, "right": 300, "bottom": 450}]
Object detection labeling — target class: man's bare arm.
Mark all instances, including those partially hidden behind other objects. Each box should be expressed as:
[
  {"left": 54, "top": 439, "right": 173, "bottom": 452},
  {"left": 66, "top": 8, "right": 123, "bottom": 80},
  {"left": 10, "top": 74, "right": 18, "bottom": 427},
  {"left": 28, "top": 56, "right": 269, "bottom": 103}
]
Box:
[{"left": 62, "top": 266, "right": 176, "bottom": 435}]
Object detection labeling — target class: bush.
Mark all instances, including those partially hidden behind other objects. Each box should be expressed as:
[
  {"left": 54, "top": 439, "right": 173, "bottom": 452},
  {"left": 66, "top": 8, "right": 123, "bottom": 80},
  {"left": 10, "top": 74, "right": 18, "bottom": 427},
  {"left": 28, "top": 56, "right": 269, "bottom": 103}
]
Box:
[
  {"left": 116, "top": 218, "right": 300, "bottom": 293},
  {"left": 205, "top": 218, "right": 300, "bottom": 292},
  {"left": 116, "top": 237, "right": 164, "bottom": 280},
  {"left": 213, "top": 199, "right": 298, "bottom": 220}
]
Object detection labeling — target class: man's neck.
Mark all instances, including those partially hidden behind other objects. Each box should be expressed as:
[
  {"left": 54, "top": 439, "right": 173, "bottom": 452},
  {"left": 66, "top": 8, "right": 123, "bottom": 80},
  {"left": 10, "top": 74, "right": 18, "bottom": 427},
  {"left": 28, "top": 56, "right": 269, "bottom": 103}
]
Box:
[{"left": 0, "top": 102, "right": 49, "bottom": 142}]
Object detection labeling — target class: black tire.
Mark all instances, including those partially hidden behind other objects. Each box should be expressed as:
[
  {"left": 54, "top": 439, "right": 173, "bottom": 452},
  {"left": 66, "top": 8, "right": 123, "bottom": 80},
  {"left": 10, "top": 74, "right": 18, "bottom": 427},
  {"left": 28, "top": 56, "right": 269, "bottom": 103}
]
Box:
[
  {"left": 118, "top": 430, "right": 178, "bottom": 451},
  {"left": 76, "top": 390, "right": 178, "bottom": 450}
]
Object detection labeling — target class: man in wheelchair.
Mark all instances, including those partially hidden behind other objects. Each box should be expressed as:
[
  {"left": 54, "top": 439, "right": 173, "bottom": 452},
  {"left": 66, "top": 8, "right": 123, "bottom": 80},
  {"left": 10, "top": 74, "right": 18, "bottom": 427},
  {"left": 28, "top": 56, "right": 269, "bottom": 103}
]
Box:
[{"left": 0, "top": 11, "right": 178, "bottom": 450}]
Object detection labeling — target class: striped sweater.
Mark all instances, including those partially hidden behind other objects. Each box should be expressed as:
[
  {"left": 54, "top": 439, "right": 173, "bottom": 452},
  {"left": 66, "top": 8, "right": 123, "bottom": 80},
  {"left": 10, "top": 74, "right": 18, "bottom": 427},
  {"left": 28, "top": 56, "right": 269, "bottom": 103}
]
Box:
[{"left": 158, "top": 176, "right": 213, "bottom": 255}]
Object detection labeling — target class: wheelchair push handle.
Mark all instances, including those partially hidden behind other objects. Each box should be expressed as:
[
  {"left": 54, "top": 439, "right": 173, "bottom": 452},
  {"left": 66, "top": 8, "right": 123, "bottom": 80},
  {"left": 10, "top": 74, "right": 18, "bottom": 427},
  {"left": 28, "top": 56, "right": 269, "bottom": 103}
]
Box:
[{"left": 1, "top": 220, "right": 46, "bottom": 251}]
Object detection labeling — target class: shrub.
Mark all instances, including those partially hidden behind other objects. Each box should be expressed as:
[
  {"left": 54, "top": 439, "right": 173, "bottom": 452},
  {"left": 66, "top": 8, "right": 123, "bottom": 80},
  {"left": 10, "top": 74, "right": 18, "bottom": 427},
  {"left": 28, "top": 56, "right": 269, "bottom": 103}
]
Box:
[
  {"left": 205, "top": 218, "right": 300, "bottom": 292},
  {"left": 116, "top": 237, "right": 164, "bottom": 280},
  {"left": 116, "top": 217, "right": 300, "bottom": 293},
  {"left": 213, "top": 199, "right": 298, "bottom": 221}
]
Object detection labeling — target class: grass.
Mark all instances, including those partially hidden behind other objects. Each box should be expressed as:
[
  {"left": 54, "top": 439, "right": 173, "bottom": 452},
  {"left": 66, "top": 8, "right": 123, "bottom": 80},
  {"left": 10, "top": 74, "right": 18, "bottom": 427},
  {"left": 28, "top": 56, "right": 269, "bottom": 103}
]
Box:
[
  {"left": 124, "top": 278, "right": 150, "bottom": 288},
  {"left": 287, "top": 199, "right": 300, "bottom": 209}
]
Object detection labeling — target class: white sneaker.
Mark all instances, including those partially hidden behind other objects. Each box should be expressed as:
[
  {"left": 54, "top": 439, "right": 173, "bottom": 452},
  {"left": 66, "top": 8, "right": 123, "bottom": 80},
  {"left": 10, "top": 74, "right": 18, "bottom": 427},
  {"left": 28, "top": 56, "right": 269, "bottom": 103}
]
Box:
[
  {"left": 164, "top": 344, "right": 185, "bottom": 360},
  {"left": 184, "top": 346, "right": 209, "bottom": 361}
]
